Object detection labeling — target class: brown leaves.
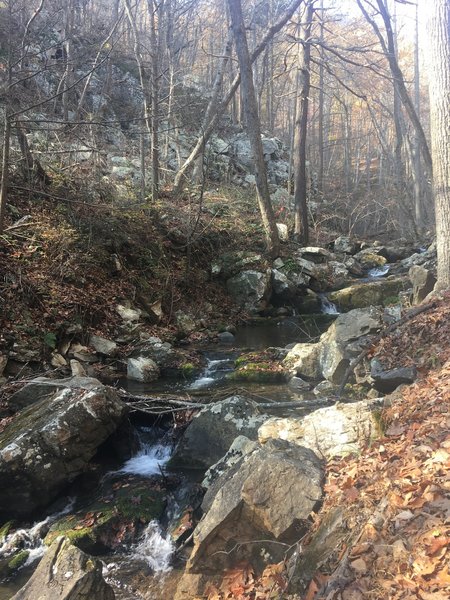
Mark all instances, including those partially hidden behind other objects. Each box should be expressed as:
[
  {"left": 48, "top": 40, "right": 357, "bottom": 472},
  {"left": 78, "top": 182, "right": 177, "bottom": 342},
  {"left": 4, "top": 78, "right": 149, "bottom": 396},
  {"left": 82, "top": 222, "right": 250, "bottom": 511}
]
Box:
[{"left": 205, "top": 562, "right": 287, "bottom": 600}]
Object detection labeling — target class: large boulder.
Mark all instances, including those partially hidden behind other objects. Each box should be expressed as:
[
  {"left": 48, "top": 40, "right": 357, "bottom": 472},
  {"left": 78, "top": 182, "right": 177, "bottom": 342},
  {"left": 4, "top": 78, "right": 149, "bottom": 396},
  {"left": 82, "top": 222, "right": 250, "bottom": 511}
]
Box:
[
  {"left": 127, "top": 357, "right": 160, "bottom": 382},
  {"left": 226, "top": 270, "right": 271, "bottom": 313},
  {"left": 258, "top": 398, "right": 383, "bottom": 458},
  {"left": 187, "top": 439, "right": 324, "bottom": 573},
  {"left": 409, "top": 265, "right": 436, "bottom": 304},
  {"left": 328, "top": 278, "right": 407, "bottom": 311},
  {"left": 168, "top": 396, "right": 269, "bottom": 471},
  {"left": 7, "top": 376, "right": 104, "bottom": 412},
  {"left": 11, "top": 537, "right": 115, "bottom": 600},
  {"left": 283, "top": 343, "right": 322, "bottom": 380},
  {"left": 0, "top": 383, "right": 126, "bottom": 518},
  {"left": 319, "top": 307, "right": 383, "bottom": 383}
]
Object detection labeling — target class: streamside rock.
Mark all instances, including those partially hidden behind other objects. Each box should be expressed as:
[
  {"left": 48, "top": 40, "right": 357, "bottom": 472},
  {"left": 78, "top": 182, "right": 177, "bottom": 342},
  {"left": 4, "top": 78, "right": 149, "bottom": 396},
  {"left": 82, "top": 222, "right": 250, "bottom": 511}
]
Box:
[
  {"left": 127, "top": 356, "right": 160, "bottom": 382},
  {"left": 0, "top": 384, "right": 126, "bottom": 518},
  {"left": 283, "top": 343, "right": 322, "bottom": 380},
  {"left": 7, "top": 376, "right": 104, "bottom": 412},
  {"left": 11, "top": 536, "right": 115, "bottom": 600},
  {"left": 319, "top": 307, "right": 383, "bottom": 383},
  {"left": 258, "top": 398, "right": 383, "bottom": 458},
  {"left": 168, "top": 396, "right": 269, "bottom": 471},
  {"left": 226, "top": 270, "right": 271, "bottom": 313},
  {"left": 187, "top": 439, "right": 324, "bottom": 573},
  {"left": 409, "top": 265, "right": 436, "bottom": 304},
  {"left": 328, "top": 277, "right": 407, "bottom": 311},
  {"left": 371, "top": 359, "right": 417, "bottom": 393}
]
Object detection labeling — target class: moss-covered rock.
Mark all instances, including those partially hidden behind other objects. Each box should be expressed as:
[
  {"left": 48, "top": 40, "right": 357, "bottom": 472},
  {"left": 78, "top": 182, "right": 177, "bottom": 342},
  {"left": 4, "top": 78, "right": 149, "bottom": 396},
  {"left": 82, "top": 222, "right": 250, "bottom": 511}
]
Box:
[
  {"left": 328, "top": 278, "right": 407, "bottom": 311},
  {"left": 45, "top": 476, "right": 166, "bottom": 554},
  {"left": 230, "top": 351, "right": 287, "bottom": 383}
]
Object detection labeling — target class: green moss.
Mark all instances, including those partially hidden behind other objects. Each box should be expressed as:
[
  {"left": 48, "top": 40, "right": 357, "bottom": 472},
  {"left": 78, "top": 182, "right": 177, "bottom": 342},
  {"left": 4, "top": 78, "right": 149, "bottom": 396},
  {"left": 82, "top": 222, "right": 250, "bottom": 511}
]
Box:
[
  {"left": 383, "top": 295, "right": 399, "bottom": 306},
  {"left": 180, "top": 362, "right": 196, "bottom": 377},
  {"left": 7, "top": 550, "right": 29, "bottom": 571},
  {"left": 229, "top": 363, "right": 287, "bottom": 383},
  {"left": 0, "top": 521, "right": 14, "bottom": 541}
]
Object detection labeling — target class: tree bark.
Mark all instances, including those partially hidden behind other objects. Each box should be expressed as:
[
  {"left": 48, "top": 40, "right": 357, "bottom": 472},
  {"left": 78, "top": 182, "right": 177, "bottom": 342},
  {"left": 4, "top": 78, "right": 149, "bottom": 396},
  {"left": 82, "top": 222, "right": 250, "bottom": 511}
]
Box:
[
  {"left": 293, "top": 1, "right": 313, "bottom": 244},
  {"left": 427, "top": 0, "right": 450, "bottom": 290},
  {"left": 227, "top": 0, "right": 280, "bottom": 257}
]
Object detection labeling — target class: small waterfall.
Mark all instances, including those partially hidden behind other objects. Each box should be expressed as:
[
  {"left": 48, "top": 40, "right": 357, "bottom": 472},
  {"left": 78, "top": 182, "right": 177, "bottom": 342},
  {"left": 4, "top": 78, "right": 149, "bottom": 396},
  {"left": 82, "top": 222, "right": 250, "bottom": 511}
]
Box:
[
  {"left": 0, "top": 498, "right": 75, "bottom": 567},
  {"left": 189, "top": 356, "right": 234, "bottom": 390},
  {"left": 319, "top": 294, "right": 339, "bottom": 315},
  {"left": 116, "top": 427, "right": 172, "bottom": 478},
  {"left": 132, "top": 521, "right": 174, "bottom": 573},
  {"left": 367, "top": 264, "right": 390, "bottom": 278}
]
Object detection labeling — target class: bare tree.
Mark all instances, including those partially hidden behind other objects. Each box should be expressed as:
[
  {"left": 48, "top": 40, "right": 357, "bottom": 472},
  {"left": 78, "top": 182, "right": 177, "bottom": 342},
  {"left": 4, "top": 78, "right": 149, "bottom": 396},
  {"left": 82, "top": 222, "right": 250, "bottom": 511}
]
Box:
[
  {"left": 227, "top": 0, "right": 280, "bottom": 257},
  {"left": 426, "top": 0, "right": 450, "bottom": 290}
]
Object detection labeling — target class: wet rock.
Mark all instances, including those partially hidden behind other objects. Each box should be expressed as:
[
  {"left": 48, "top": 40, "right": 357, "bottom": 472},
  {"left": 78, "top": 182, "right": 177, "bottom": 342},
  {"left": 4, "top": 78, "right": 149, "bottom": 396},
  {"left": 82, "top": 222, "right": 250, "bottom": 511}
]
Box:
[
  {"left": 168, "top": 396, "right": 269, "bottom": 471},
  {"left": 45, "top": 475, "right": 166, "bottom": 554},
  {"left": 283, "top": 343, "right": 322, "bottom": 380},
  {"left": 11, "top": 537, "right": 115, "bottom": 600},
  {"left": 217, "top": 331, "right": 235, "bottom": 343},
  {"left": 0, "top": 383, "right": 126, "bottom": 518},
  {"left": 328, "top": 277, "right": 407, "bottom": 311},
  {"left": 409, "top": 265, "right": 436, "bottom": 304},
  {"left": 258, "top": 398, "right": 382, "bottom": 458},
  {"left": 127, "top": 357, "right": 160, "bottom": 382},
  {"left": 187, "top": 439, "right": 324, "bottom": 573},
  {"left": 226, "top": 270, "right": 271, "bottom": 313}
]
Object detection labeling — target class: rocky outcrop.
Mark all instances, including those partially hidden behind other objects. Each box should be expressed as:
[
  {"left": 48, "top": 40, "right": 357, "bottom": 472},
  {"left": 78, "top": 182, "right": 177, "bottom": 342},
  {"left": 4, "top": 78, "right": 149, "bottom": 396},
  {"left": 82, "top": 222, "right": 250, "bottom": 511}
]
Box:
[
  {"left": 168, "top": 396, "right": 269, "bottom": 471},
  {"left": 258, "top": 398, "right": 383, "bottom": 459},
  {"left": 0, "top": 382, "right": 126, "bottom": 518},
  {"left": 187, "top": 439, "right": 324, "bottom": 573},
  {"left": 11, "top": 537, "right": 115, "bottom": 600},
  {"left": 226, "top": 270, "right": 271, "bottom": 313}
]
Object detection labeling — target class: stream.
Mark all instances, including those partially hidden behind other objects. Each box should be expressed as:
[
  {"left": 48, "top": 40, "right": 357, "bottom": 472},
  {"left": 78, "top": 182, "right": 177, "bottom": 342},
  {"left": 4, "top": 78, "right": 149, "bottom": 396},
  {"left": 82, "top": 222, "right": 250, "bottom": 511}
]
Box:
[{"left": 0, "top": 311, "right": 339, "bottom": 599}]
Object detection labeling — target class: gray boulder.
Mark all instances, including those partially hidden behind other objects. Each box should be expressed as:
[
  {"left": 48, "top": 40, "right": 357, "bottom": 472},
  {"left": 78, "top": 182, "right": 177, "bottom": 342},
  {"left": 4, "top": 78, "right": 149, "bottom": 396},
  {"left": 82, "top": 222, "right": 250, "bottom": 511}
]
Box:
[
  {"left": 409, "top": 265, "right": 436, "bottom": 304},
  {"left": 89, "top": 334, "right": 117, "bottom": 356},
  {"left": 168, "top": 396, "right": 269, "bottom": 471},
  {"left": 127, "top": 357, "right": 160, "bottom": 382},
  {"left": 8, "top": 376, "right": 104, "bottom": 412},
  {"left": 11, "top": 537, "right": 114, "bottom": 600},
  {"left": 319, "top": 307, "right": 383, "bottom": 383},
  {"left": 371, "top": 359, "right": 417, "bottom": 393},
  {"left": 334, "top": 236, "right": 358, "bottom": 255},
  {"left": 0, "top": 384, "right": 126, "bottom": 517},
  {"left": 226, "top": 270, "right": 271, "bottom": 313},
  {"left": 187, "top": 439, "right": 324, "bottom": 573}
]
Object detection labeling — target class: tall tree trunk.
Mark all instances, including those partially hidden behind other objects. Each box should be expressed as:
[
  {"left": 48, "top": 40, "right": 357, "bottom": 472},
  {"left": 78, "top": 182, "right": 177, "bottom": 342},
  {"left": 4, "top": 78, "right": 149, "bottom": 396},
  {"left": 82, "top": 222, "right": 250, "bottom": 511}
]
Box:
[
  {"left": 317, "top": 0, "right": 324, "bottom": 194},
  {"left": 412, "top": 2, "right": 424, "bottom": 231},
  {"left": 427, "top": 0, "right": 450, "bottom": 290},
  {"left": 227, "top": 0, "right": 280, "bottom": 257},
  {"left": 148, "top": 0, "right": 160, "bottom": 201},
  {"left": 293, "top": 1, "right": 313, "bottom": 244}
]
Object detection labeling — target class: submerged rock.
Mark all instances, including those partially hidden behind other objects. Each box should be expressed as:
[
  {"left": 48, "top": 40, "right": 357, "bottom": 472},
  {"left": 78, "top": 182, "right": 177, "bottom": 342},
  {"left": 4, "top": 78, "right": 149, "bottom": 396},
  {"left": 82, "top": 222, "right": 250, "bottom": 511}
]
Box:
[
  {"left": 11, "top": 536, "right": 115, "bottom": 600},
  {"left": 0, "top": 384, "right": 126, "bottom": 518},
  {"left": 168, "top": 396, "right": 269, "bottom": 471},
  {"left": 187, "top": 439, "right": 324, "bottom": 573}
]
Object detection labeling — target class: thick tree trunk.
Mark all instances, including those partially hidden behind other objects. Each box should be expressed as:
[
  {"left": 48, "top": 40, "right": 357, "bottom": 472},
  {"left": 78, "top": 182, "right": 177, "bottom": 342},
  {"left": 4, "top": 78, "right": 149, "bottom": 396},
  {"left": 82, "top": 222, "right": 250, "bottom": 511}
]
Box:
[
  {"left": 293, "top": 2, "right": 313, "bottom": 244},
  {"left": 427, "top": 0, "right": 450, "bottom": 290},
  {"left": 227, "top": 0, "right": 280, "bottom": 257}
]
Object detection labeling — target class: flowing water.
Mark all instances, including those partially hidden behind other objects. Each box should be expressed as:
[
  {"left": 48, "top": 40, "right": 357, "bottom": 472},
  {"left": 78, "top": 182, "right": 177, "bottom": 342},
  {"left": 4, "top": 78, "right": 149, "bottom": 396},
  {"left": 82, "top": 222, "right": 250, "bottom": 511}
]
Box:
[
  {"left": 367, "top": 264, "right": 390, "bottom": 278},
  {"left": 0, "top": 314, "right": 338, "bottom": 598}
]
